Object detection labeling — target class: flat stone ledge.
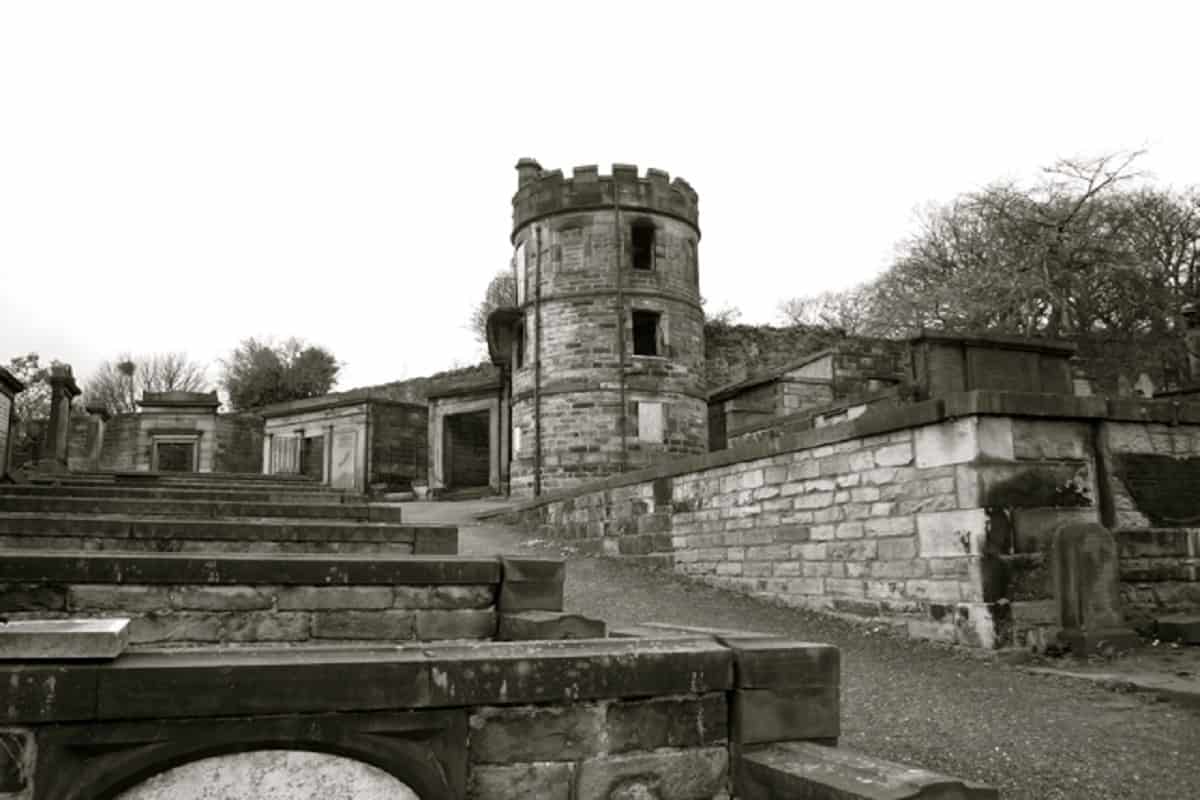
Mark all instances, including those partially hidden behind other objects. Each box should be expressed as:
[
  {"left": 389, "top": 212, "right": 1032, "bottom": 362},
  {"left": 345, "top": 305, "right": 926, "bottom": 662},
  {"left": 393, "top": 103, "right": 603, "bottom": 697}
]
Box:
[
  {"left": 0, "top": 618, "right": 129, "bottom": 660},
  {"left": 739, "top": 741, "right": 998, "bottom": 799},
  {"left": 0, "top": 550, "right": 500, "bottom": 586},
  {"left": 0, "top": 636, "right": 734, "bottom": 724}
]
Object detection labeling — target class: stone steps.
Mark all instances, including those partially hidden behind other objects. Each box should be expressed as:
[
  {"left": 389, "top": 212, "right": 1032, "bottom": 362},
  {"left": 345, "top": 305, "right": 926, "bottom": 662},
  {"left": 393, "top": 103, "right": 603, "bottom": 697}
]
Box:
[
  {"left": 28, "top": 473, "right": 341, "bottom": 493},
  {"left": 0, "top": 483, "right": 366, "bottom": 505},
  {"left": 739, "top": 741, "right": 998, "bottom": 799},
  {"left": 0, "top": 512, "right": 455, "bottom": 555},
  {"left": 0, "top": 494, "right": 403, "bottom": 522}
]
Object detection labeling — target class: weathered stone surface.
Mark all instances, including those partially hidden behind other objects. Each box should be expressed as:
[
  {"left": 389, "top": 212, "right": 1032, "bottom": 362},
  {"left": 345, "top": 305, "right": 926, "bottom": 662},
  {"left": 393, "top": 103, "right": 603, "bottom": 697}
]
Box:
[
  {"left": 574, "top": 747, "right": 728, "bottom": 800},
  {"left": 222, "top": 612, "right": 310, "bottom": 642},
  {"left": 0, "top": 618, "right": 128, "bottom": 659},
  {"left": 469, "top": 704, "right": 604, "bottom": 763},
  {"left": 310, "top": 610, "right": 415, "bottom": 640},
  {"left": 1053, "top": 523, "right": 1140, "bottom": 656},
  {"left": 393, "top": 584, "right": 495, "bottom": 609},
  {"left": 916, "top": 510, "right": 986, "bottom": 558},
  {"left": 499, "top": 557, "right": 565, "bottom": 612},
  {"left": 68, "top": 585, "right": 171, "bottom": 612},
  {"left": 277, "top": 586, "right": 394, "bottom": 610},
  {"left": 128, "top": 612, "right": 224, "bottom": 644},
  {"left": 1156, "top": 614, "right": 1200, "bottom": 644},
  {"left": 115, "top": 750, "right": 419, "bottom": 800},
  {"left": 469, "top": 762, "right": 574, "bottom": 800},
  {"left": 733, "top": 686, "right": 840, "bottom": 744},
  {"left": 414, "top": 609, "right": 496, "bottom": 640},
  {"left": 725, "top": 639, "right": 840, "bottom": 688},
  {"left": 496, "top": 611, "right": 606, "bottom": 641},
  {"left": 0, "top": 582, "right": 67, "bottom": 612},
  {"left": 0, "top": 728, "right": 33, "bottom": 794},
  {"left": 606, "top": 694, "right": 727, "bottom": 753},
  {"left": 171, "top": 586, "right": 273, "bottom": 611},
  {"left": 739, "top": 741, "right": 998, "bottom": 799}
]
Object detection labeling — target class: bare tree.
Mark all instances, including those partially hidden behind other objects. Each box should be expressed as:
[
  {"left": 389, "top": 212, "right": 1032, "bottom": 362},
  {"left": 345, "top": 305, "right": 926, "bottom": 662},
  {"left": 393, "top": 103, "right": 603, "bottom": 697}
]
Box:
[
  {"left": 468, "top": 270, "right": 518, "bottom": 345},
  {"left": 85, "top": 352, "right": 210, "bottom": 414}
]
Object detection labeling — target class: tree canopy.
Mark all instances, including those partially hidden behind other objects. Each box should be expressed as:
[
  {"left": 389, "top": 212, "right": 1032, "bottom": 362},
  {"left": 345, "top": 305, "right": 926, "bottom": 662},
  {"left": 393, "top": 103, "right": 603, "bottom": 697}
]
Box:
[
  {"left": 220, "top": 338, "right": 339, "bottom": 411},
  {"left": 779, "top": 152, "right": 1200, "bottom": 341},
  {"left": 84, "top": 352, "right": 210, "bottom": 414}
]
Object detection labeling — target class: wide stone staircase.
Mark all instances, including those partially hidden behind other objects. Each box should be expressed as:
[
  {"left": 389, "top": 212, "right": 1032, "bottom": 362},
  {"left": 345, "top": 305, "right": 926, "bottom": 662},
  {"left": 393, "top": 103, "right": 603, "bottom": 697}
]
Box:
[{"left": 0, "top": 471, "right": 454, "bottom": 555}]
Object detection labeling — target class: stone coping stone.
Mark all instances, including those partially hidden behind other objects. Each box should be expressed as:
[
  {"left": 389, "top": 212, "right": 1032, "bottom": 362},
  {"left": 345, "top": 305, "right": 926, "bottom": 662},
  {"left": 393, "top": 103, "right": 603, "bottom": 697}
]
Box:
[
  {"left": 0, "top": 636, "right": 734, "bottom": 724},
  {"left": 0, "top": 513, "right": 452, "bottom": 545},
  {"left": 490, "top": 389, "right": 1200, "bottom": 515},
  {"left": 0, "top": 618, "right": 129, "bottom": 660},
  {"left": 0, "top": 550, "right": 499, "bottom": 586},
  {"left": 740, "top": 741, "right": 998, "bottom": 799},
  {"left": 0, "top": 496, "right": 404, "bottom": 522}
]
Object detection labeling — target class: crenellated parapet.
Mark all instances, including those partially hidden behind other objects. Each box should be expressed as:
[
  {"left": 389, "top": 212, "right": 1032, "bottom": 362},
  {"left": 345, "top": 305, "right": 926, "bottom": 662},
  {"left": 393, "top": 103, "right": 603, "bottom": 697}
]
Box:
[{"left": 512, "top": 159, "right": 700, "bottom": 239}]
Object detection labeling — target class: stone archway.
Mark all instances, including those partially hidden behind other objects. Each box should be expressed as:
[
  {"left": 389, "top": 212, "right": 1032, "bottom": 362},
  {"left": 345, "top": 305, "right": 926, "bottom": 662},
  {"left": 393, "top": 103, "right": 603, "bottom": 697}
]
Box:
[{"left": 116, "top": 750, "right": 419, "bottom": 799}]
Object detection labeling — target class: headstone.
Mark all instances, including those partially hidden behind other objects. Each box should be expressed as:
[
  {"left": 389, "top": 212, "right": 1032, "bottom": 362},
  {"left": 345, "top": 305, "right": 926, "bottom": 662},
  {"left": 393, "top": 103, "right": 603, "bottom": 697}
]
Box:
[
  {"left": 1052, "top": 522, "right": 1140, "bottom": 655},
  {"left": 331, "top": 429, "right": 359, "bottom": 490}
]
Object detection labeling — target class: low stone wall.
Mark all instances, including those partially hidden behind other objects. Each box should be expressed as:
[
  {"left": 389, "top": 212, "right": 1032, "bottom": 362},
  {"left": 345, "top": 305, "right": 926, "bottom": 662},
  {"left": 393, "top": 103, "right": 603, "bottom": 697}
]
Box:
[
  {"left": 500, "top": 390, "right": 1200, "bottom": 649},
  {"left": 0, "top": 553, "right": 535, "bottom": 647},
  {"left": 0, "top": 634, "right": 841, "bottom": 800}
]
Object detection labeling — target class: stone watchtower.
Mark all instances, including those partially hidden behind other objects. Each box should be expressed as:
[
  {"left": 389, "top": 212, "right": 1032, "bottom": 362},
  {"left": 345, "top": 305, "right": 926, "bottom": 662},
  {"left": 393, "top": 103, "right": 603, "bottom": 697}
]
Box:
[{"left": 502, "top": 160, "right": 708, "bottom": 496}]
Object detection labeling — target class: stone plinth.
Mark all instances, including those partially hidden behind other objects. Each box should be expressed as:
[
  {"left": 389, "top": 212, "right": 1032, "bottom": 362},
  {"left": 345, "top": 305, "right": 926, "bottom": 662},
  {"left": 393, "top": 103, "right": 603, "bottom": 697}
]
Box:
[{"left": 0, "top": 618, "right": 129, "bottom": 659}]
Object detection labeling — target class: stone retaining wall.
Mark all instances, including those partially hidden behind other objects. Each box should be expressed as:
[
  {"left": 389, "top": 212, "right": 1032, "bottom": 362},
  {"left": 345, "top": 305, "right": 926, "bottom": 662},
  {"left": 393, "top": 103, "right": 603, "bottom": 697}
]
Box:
[
  {"left": 500, "top": 390, "right": 1200, "bottom": 649},
  {"left": 0, "top": 553, "right": 567, "bottom": 647}
]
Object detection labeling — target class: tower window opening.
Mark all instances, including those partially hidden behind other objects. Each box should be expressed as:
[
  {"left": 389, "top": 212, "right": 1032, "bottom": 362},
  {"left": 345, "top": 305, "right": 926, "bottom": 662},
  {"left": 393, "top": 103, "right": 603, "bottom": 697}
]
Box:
[
  {"left": 632, "top": 310, "right": 661, "bottom": 356},
  {"left": 514, "top": 320, "right": 526, "bottom": 368},
  {"left": 631, "top": 221, "right": 655, "bottom": 271}
]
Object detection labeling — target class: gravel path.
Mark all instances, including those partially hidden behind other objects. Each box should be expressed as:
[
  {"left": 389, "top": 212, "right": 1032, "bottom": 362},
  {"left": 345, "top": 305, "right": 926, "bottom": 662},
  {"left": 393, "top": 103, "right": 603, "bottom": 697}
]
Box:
[{"left": 408, "top": 502, "right": 1200, "bottom": 800}]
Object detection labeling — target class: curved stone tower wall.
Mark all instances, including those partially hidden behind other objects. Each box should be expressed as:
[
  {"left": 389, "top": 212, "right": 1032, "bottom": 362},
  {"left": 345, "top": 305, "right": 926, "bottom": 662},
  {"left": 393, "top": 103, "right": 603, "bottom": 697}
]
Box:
[{"left": 509, "top": 162, "right": 707, "bottom": 496}]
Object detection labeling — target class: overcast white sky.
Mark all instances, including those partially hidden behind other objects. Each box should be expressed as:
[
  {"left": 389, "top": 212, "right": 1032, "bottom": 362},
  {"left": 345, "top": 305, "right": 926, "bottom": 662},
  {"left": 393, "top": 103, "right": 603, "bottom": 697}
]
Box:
[{"left": 4, "top": 1, "right": 1200, "bottom": 393}]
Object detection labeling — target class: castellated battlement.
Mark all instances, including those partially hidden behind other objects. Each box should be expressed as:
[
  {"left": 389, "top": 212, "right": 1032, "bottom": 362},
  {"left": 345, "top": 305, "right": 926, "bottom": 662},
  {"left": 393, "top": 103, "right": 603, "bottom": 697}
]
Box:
[{"left": 512, "top": 158, "right": 700, "bottom": 238}]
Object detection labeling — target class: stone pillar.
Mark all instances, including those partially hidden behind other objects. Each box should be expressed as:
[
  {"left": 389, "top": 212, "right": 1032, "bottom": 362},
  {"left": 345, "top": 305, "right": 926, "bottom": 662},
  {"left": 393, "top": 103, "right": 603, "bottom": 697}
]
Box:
[
  {"left": 1182, "top": 302, "right": 1200, "bottom": 384},
  {"left": 0, "top": 366, "right": 26, "bottom": 480},
  {"left": 83, "top": 403, "right": 111, "bottom": 471},
  {"left": 324, "top": 423, "right": 334, "bottom": 484},
  {"left": 262, "top": 433, "right": 274, "bottom": 474},
  {"left": 42, "top": 365, "right": 81, "bottom": 473}
]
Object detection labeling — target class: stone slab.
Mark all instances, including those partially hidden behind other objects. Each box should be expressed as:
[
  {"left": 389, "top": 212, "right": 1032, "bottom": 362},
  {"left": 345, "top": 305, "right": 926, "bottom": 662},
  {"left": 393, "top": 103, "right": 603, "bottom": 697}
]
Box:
[
  {"left": 739, "top": 741, "right": 998, "bottom": 799},
  {"left": 498, "top": 557, "right": 565, "bottom": 612},
  {"left": 1155, "top": 614, "right": 1200, "bottom": 644},
  {"left": 0, "top": 618, "right": 129, "bottom": 660},
  {"left": 733, "top": 686, "right": 840, "bottom": 744},
  {"left": 496, "top": 611, "right": 606, "bottom": 640},
  {"left": 0, "top": 637, "right": 740, "bottom": 724}
]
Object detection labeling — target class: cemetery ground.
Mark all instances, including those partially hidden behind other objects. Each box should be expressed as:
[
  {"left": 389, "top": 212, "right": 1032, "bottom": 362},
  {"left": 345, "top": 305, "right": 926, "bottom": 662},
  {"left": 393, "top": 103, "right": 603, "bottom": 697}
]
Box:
[{"left": 402, "top": 500, "right": 1200, "bottom": 800}]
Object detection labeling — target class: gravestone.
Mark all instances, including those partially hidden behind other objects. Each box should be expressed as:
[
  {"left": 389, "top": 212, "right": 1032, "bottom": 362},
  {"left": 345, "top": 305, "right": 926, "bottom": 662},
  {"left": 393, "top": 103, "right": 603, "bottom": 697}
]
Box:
[{"left": 1052, "top": 522, "right": 1140, "bottom": 656}]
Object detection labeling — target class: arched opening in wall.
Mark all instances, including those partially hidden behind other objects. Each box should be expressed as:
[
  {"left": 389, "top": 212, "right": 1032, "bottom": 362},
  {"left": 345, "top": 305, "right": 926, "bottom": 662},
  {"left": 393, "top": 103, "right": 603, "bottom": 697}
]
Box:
[
  {"left": 115, "top": 750, "right": 420, "bottom": 800},
  {"left": 631, "top": 219, "right": 656, "bottom": 271}
]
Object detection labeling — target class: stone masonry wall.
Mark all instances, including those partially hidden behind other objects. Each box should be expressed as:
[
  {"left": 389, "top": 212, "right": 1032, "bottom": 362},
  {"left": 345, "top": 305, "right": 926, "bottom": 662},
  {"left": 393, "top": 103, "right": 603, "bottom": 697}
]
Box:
[
  {"left": 467, "top": 694, "right": 728, "bottom": 799},
  {"left": 212, "top": 412, "right": 264, "bottom": 473},
  {"left": 0, "top": 575, "right": 497, "bottom": 647},
  {"left": 503, "top": 392, "right": 1200, "bottom": 649}
]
